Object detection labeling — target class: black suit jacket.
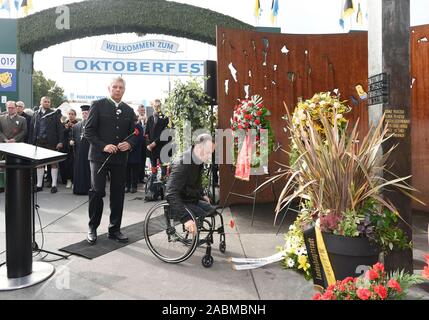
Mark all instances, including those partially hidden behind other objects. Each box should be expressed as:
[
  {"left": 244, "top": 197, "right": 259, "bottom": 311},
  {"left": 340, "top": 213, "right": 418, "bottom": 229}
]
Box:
[
  {"left": 145, "top": 113, "right": 169, "bottom": 147},
  {"left": 85, "top": 98, "right": 137, "bottom": 164},
  {"left": 29, "top": 108, "right": 64, "bottom": 146}
]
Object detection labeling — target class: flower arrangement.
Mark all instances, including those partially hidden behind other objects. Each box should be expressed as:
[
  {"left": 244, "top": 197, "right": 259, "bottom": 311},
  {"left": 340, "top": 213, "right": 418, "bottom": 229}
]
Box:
[
  {"left": 230, "top": 95, "right": 274, "bottom": 168},
  {"left": 268, "top": 100, "right": 423, "bottom": 253},
  {"left": 312, "top": 262, "right": 425, "bottom": 300},
  {"left": 289, "top": 92, "right": 350, "bottom": 166},
  {"left": 279, "top": 214, "right": 312, "bottom": 280}
]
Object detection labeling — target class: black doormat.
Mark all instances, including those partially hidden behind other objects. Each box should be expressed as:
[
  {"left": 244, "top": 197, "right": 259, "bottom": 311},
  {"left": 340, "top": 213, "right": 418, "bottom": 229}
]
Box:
[{"left": 59, "top": 215, "right": 168, "bottom": 259}]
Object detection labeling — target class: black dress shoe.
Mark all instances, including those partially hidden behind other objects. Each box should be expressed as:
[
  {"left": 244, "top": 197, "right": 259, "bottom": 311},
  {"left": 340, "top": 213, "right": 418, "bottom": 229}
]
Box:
[
  {"left": 125, "top": 188, "right": 130, "bottom": 193},
  {"left": 36, "top": 186, "right": 43, "bottom": 192},
  {"left": 130, "top": 187, "right": 137, "bottom": 194},
  {"left": 51, "top": 186, "right": 58, "bottom": 193},
  {"left": 108, "top": 231, "right": 129, "bottom": 243},
  {"left": 87, "top": 229, "right": 97, "bottom": 245}
]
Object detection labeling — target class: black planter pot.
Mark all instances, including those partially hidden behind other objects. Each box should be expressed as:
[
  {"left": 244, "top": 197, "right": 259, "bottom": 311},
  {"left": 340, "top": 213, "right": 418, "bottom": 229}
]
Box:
[{"left": 322, "top": 232, "right": 380, "bottom": 281}]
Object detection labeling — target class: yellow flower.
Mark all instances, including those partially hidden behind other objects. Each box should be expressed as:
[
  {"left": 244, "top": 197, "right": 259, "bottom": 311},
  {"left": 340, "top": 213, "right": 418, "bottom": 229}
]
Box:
[{"left": 298, "top": 255, "right": 310, "bottom": 271}]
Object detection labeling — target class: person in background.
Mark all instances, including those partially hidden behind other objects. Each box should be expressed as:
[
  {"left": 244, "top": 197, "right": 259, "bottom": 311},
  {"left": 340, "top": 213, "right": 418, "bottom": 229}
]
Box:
[
  {"left": 70, "top": 105, "right": 91, "bottom": 195},
  {"left": 145, "top": 99, "right": 169, "bottom": 181},
  {"left": 126, "top": 115, "right": 144, "bottom": 193},
  {"left": 29, "top": 96, "right": 64, "bottom": 193},
  {"left": 60, "top": 109, "right": 78, "bottom": 188},
  {"left": 137, "top": 104, "right": 147, "bottom": 184},
  {"left": 16, "top": 101, "right": 32, "bottom": 143},
  {"left": 0, "top": 101, "right": 28, "bottom": 143}
]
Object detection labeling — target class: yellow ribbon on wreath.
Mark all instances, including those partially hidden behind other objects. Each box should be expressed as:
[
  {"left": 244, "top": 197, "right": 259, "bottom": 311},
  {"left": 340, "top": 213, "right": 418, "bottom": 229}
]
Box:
[{"left": 315, "top": 220, "right": 336, "bottom": 286}]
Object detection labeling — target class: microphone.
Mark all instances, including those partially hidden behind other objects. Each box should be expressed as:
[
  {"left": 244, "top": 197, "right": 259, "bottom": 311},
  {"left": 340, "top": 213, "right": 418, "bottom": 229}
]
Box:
[{"left": 40, "top": 109, "right": 62, "bottom": 119}]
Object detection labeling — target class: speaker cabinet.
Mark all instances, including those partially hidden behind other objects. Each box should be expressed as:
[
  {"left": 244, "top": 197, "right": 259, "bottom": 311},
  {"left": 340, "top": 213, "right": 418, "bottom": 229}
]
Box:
[{"left": 204, "top": 60, "right": 217, "bottom": 105}]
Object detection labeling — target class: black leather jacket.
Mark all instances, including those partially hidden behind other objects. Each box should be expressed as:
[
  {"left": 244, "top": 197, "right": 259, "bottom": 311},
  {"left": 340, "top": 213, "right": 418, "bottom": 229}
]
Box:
[{"left": 165, "top": 147, "right": 205, "bottom": 221}]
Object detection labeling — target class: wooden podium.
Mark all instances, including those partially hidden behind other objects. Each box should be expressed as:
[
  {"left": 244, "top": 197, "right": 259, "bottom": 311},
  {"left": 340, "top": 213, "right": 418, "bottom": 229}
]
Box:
[{"left": 0, "top": 143, "right": 66, "bottom": 291}]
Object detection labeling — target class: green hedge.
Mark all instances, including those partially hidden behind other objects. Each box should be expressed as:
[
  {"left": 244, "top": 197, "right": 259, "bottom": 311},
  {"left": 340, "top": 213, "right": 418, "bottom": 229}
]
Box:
[{"left": 18, "top": 0, "right": 253, "bottom": 53}]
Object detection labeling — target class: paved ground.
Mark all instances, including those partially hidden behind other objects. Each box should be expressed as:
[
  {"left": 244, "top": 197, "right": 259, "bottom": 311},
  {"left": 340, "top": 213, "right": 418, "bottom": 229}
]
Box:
[{"left": 0, "top": 184, "right": 427, "bottom": 300}]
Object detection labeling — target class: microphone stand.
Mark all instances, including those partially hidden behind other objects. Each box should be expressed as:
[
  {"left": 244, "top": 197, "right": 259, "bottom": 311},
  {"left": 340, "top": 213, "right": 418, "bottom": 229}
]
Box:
[{"left": 31, "top": 108, "right": 68, "bottom": 260}]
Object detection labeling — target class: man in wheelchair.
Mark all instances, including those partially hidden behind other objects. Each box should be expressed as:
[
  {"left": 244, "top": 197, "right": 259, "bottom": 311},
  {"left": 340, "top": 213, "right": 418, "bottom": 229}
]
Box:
[{"left": 165, "top": 133, "right": 216, "bottom": 235}]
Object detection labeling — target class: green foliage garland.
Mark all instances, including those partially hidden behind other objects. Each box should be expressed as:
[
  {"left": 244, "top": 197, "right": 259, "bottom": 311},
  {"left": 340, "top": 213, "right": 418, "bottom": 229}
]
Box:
[{"left": 18, "top": 0, "right": 253, "bottom": 53}]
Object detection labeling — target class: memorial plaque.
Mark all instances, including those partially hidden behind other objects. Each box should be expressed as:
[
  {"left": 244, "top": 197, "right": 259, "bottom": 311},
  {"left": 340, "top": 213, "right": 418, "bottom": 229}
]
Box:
[{"left": 368, "top": 73, "right": 389, "bottom": 106}]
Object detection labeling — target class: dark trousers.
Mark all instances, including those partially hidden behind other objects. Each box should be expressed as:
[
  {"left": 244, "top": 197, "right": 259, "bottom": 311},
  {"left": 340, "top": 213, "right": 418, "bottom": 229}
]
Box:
[
  {"left": 185, "top": 200, "right": 215, "bottom": 219},
  {"left": 88, "top": 161, "right": 127, "bottom": 234},
  {"left": 149, "top": 147, "right": 167, "bottom": 177},
  {"left": 126, "top": 163, "right": 139, "bottom": 189}
]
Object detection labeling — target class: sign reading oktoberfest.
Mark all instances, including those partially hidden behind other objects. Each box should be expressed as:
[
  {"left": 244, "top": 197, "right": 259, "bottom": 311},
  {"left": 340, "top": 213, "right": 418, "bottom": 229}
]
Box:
[
  {"left": 63, "top": 57, "right": 204, "bottom": 76},
  {"left": 0, "top": 54, "right": 17, "bottom": 92},
  {"left": 101, "top": 40, "right": 179, "bottom": 54}
]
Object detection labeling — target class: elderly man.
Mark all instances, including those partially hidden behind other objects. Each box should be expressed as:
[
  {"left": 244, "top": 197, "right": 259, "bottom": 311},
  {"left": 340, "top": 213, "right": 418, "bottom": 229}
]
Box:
[
  {"left": 85, "top": 77, "right": 137, "bottom": 244},
  {"left": 29, "top": 96, "right": 64, "bottom": 193},
  {"left": 16, "top": 101, "right": 32, "bottom": 143},
  {"left": 0, "top": 101, "right": 28, "bottom": 143}
]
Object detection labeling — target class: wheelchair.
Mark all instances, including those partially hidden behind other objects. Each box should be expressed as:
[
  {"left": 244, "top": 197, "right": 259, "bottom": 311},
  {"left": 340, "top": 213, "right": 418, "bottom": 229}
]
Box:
[{"left": 143, "top": 201, "right": 226, "bottom": 267}]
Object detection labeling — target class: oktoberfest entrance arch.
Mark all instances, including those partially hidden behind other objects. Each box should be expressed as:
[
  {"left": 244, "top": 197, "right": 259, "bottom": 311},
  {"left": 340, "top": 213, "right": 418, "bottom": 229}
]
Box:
[{"left": 14, "top": 0, "right": 253, "bottom": 105}]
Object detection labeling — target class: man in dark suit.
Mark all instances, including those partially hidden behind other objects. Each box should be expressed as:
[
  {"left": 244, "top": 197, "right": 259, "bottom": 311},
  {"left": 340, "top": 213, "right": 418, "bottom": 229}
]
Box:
[
  {"left": 29, "top": 96, "right": 64, "bottom": 193},
  {"left": 84, "top": 77, "right": 137, "bottom": 244},
  {"left": 145, "top": 99, "right": 169, "bottom": 180}
]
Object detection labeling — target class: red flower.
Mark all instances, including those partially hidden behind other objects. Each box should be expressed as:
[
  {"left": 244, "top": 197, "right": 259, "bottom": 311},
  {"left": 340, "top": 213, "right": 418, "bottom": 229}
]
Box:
[
  {"left": 387, "top": 279, "right": 402, "bottom": 292},
  {"left": 238, "top": 125, "right": 243, "bottom": 130},
  {"left": 356, "top": 288, "right": 371, "bottom": 300},
  {"left": 254, "top": 119, "right": 261, "bottom": 125},
  {"left": 257, "top": 110, "right": 263, "bottom": 116},
  {"left": 423, "top": 266, "right": 429, "bottom": 280},
  {"left": 338, "top": 284, "right": 346, "bottom": 292},
  {"left": 312, "top": 293, "right": 322, "bottom": 300},
  {"left": 229, "top": 219, "right": 235, "bottom": 229},
  {"left": 373, "top": 285, "right": 388, "bottom": 300},
  {"left": 133, "top": 128, "right": 140, "bottom": 136},
  {"left": 256, "top": 135, "right": 260, "bottom": 142},
  {"left": 341, "top": 277, "right": 354, "bottom": 285},
  {"left": 321, "top": 290, "right": 335, "bottom": 300},
  {"left": 366, "top": 269, "right": 379, "bottom": 281},
  {"left": 373, "top": 262, "right": 385, "bottom": 273},
  {"left": 245, "top": 114, "right": 253, "bottom": 120}
]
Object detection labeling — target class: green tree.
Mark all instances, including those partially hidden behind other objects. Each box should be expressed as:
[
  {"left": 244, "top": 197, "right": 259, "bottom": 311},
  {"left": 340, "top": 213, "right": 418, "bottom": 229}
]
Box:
[{"left": 33, "top": 70, "right": 65, "bottom": 108}]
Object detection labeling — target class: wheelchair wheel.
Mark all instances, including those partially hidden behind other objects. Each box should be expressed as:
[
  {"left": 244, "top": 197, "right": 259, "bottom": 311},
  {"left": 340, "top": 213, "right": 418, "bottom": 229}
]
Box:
[
  {"left": 144, "top": 201, "right": 199, "bottom": 264},
  {"left": 201, "top": 255, "right": 214, "bottom": 268},
  {"left": 219, "top": 241, "right": 226, "bottom": 253}
]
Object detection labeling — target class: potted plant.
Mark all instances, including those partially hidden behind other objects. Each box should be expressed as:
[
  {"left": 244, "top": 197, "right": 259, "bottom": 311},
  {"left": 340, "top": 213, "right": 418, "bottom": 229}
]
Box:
[{"left": 265, "top": 92, "right": 423, "bottom": 287}]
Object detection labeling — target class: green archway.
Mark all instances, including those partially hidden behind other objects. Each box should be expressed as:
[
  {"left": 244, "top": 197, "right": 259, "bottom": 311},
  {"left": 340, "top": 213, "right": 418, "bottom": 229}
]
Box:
[{"left": 18, "top": 0, "right": 254, "bottom": 53}]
